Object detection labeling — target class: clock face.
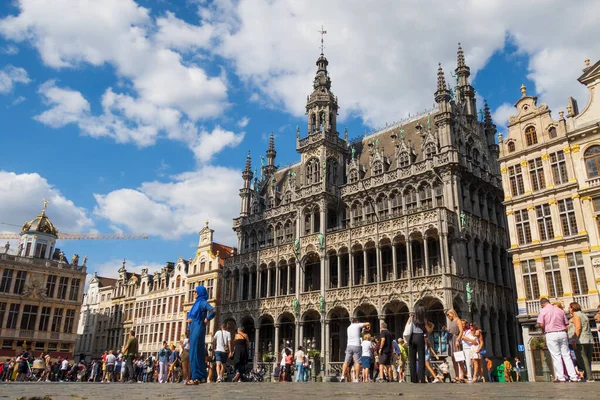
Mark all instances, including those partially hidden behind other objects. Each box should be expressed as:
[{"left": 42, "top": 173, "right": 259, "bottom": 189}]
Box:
[{"left": 201, "top": 236, "right": 208, "bottom": 244}]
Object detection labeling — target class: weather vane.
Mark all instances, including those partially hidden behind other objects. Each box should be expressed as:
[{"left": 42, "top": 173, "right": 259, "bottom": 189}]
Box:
[
  {"left": 318, "top": 25, "right": 327, "bottom": 54},
  {"left": 42, "top": 198, "right": 49, "bottom": 212}
]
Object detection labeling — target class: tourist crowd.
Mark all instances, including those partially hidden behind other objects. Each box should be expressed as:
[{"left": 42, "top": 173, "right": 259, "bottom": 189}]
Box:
[{"left": 1, "top": 301, "right": 598, "bottom": 384}]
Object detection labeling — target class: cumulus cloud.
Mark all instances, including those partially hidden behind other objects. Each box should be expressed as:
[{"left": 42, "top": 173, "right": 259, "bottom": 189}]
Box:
[
  {"left": 0, "top": 0, "right": 229, "bottom": 154},
  {"left": 0, "top": 170, "right": 94, "bottom": 234},
  {"left": 0, "top": 65, "right": 30, "bottom": 93},
  {"left": 93, "top": 166, "right": 241, "bottom": 244},
  {"left": 492, "top": 102, "right": 514, "bottom": 132},
  {"left": 201, "top": 0, "right": 600, "bottom": 126},
  {"left": 190, "top": 126, "right": 245, "bottom": 163},
  {"left": 237, "top": 116, "right": 249, "bottom": 128},
  {"left": 34, "top": 80, "right": 90, "bottom": 127}
]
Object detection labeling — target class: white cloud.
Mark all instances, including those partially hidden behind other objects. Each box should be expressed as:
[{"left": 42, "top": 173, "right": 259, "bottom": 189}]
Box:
[
  {"left": 1, "top": 45, "right": 19, "bottom": 55},
  {"left": 237, "top": 116, "right": 249, "bottom": 128},
  {"left": 190, "top": 126, "right": 245, "bottom": 163},
  {"left": 93, "top": 165, "right": 241, "bottom": 244},
  {"left": 0, "top": 65, "right": 30, "bottom": 93},
  {"left": 12, "top": 95, "right": 26, "bottom": 105},
  {"left": 201, "top": 0, "right": 600, "bottom": 126},
  {"left": 0, "top": 0, "right": 229, "bottom": 153},
  {"left": 34, "top": 80, "right": 90, "bottom": 127},
  {"left": 0, "top": 170, "right": 94, "bottom": 234},
  {"left": 492, "top": 102, "right": 514, "bottom": 131}
]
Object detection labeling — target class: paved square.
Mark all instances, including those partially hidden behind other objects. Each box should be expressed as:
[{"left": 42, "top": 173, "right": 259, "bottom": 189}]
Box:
[{"left": 1, "top": 382, "right": 598, "bottom": 400}]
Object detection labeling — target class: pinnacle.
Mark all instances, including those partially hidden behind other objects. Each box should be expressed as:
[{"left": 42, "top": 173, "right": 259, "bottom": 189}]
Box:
[
  {"left": 437, "top": 63, "right": 447, "bottom": 92},
  {"left": 268, "top": 133, "right": 275, "bottom": 151},
  {"left": 484, "top": 101, "right": 492, "bottom": 125},
  {"left": 457, "top": 42, "right": 465, "bottom": 68},
  {"left": 245, "top": 151, "right": 252, "bottom": 171}
]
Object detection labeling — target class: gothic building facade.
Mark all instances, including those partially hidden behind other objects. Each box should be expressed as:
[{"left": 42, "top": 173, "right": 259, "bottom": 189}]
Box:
[
  {"left": 221, "top": 46, "right": 519, "bottom": 375},
  {"left": 499, "top": 58, "right": 600, "bottom": 380}
]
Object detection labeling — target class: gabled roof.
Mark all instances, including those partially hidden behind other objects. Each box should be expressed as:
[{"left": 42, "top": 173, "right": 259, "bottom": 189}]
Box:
[
  {"left": 97, "top": 276, "right": 117, "bottom": 288},
  {"left": 578, "top": 58, "right": 600, "bottom": 86},
  {"left": 212, "top": 243, "right": 234, "bottom": 267}
]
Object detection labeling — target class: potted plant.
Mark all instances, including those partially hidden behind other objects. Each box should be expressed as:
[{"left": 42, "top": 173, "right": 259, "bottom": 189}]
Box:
[
  {"left": 529, "top": 336, "right": 547, "bottom": 350},
  {"left": 262, "top": 351, "right": 275, "bottom": 362}
]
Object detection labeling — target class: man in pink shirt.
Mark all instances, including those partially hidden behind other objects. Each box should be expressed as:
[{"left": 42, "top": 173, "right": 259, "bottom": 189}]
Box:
[{"left": 537, "top": 298, "right": 579, "bottom": 382}]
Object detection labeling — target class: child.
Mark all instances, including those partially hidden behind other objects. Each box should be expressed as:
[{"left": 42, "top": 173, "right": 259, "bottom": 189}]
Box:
[
  {"left": 439, "top": 357, "right": 451, "bottom": 382},
  {"left": 284, "top": 349, "right": 293, "bottom": 382},
  {"left": 503, "top": 357, "right": 513, "bottom": 382}
]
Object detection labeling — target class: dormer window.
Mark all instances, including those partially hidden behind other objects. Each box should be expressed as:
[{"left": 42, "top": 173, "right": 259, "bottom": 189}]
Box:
[
  {"left": 548, "top": 126, "right": 557, "bottom": 138},
  {"left": 399, "top": 152, "right": 409, "bottom": 168},
  {"left": 373, "top": 161, "right": 383, "bottom": 176},
  {"left": 283, "top": 191, "right": 292, "bottom": 204},
  {"left": 425, "top": 143, "right": 436, "bottom": 159},
  {"left": 508, "top": 142, "right": 516, "bottom": 153},
  {"left": 525, "top": 126, "right": 538, "bottom": 146},
  {"left": 349, "top": 169, "right": 358, "bottom": 183}
]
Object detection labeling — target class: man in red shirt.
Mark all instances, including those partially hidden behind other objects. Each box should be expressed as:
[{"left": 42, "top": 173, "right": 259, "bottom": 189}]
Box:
[{"left": 537, "top": 298, "right": 579, "bottom": 382}]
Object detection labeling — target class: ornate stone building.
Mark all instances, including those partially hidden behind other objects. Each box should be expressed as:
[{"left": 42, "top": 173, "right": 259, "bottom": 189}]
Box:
[
  {"left": 0, "top": 206, "right": 86, "bottom": 359},
  {"left": 75, "top": 223, "right": 233, "bottom": 359},
  {"left": 499, "top": 58, "right": 600, "bottom": 380},
  {"left": 221, "top": 46, "right": 518, "bottom": 375}
]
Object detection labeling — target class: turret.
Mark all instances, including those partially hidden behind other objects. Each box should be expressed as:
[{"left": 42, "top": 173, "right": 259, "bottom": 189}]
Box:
[
  {"left": 434, "top": 63, "right": 453, "bottom": 150},
  {"left": 455, "top": 43, "right": 476, "bottom": 118},
  {"left": 264, "top": 133, "right": 277, "bottom": 176},
  {"left": 240, "top": 152, "right": 253, "bottom": 216}
]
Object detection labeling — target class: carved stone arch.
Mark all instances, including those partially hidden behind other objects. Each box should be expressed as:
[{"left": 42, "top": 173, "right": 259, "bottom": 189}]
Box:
[
  {"left": 305, "top": 244, "right": 317, "bottom": 254},
  {"left": 337, "top": 245, "right": 349, "bottom": 255},
  {"left": 364, "top": 240, "right": 376, "bottom": 250},
  {"left": 351, "top": 242, "right": 363, "bottom": 253}
]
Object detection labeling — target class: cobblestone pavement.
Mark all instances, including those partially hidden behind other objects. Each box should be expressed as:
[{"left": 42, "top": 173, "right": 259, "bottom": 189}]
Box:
[{"left": 0, "top": 382, "right": 598, "bottom": 400}]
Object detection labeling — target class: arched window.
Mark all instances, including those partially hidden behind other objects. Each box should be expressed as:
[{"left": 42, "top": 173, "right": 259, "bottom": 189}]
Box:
[
  {"left": 399, "top": 152, "right": 409, "bottom": 168},
  {"left": 390, "top": 191, "right": 402, "bottom": 215},
  {"left": 434, "top": 181, "right": 444, "bottom": 207},
  {"left": 376, "top": 195, "right": 388, "bottom": 218},
  {"left": 548, "top": 126, "right": 557, "bottom": 138},
  {"left": 266, "top": 226, "right": 274, "bottom": 246},
  {"left": 327, "top": 158, "right": 338, "bottom": 185},
  {"left": 404, "top": 187, "right": 417, "bottom": 213},
  {"left": 472, "top": 149, "right": 480, "bottom": 165},
  {"left": 419, "top": 183, "right": 433, "bottom": 209},
  {"left": 373, "top": 161, "right": 383, "bottom": 176},
  {"left": 313, "top": 160, "right": 320, "bottom": 183},
  {"left": 275, "top": 223, "right": 283, "bottom": 244},
  {"left": 425, "top": 143, "right": 436, "bottom": 158},
  {"left": 306, "top": 162, "right": 313, "bottom": 185},
  {"left": 266, "top": 197, "right": 274, "bottom": 210},
  {"left": 364, "top": 198, "right": 375, "bottom": 222},
  {"left": 525, "top": 126, "right": 538, "bottom": 146},
  {"left": 252, "top": 202, "right": 259, "bottom": 214},
  {"left": 508, "top": 142, "right": 515, "bottom": 152},
  {"left": 351, "top": 201, "right": 363, "bottom": 225},
  {"left": 176, "top": 276, "right": 181, "bottom": 288},
  {"left": 349, "top": 169, "right": 358, "bottom": 183},
  {"left": 584, "top": 145, "right": 600, "bottom": 178},
  {"left": 305, "top": 158, "right": 320, "bottom": 184},
  {"left": 283, "top": 191, "right": 292, "bottom": 204},
  {"left": 258, "top": 230, "right": 265, "bottom": 247}
]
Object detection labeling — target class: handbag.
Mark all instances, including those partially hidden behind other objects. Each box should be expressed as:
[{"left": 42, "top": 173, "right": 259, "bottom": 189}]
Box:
[
  {"left": 403, "top": 321, "right": 413, "bottom": 344},
  {"left": 453, "top": 350, "right": 465, "bottom": 362}
]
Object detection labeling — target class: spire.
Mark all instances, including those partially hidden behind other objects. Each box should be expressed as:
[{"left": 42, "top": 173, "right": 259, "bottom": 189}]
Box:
[
  {"left": 268, "top": 133, "right": 275, "bottom": 153},
  {"left": 484, "top": 101, "right": 492, "bottom": 126},
  {"left": 265, "top": 133, "right": 277, "bottom": 175},
  {"left": 242, "top": 151, "right": 253, "bottom": 182},
  {"left": 437, "top": 63, "right": 447, "bottom": 92},
  {"left": 457, "top": 42, "right": 465, "bottom": 68}
]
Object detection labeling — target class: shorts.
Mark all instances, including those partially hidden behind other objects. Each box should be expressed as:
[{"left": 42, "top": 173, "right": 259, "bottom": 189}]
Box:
[
  {"left": 361, "top": 356, "right": 371, "bottom": 369},
  {"left": 344, "top": 345, "right": 362, "bottom": 364},
  {"left": 379, "top": 352, "right": 392, "bottom": 366},
  {"left": 215, "top": 351, "right": 228, "bottom": 363},
  {"left": 107, "top": 365, "right": 114, "bottom": 373}
]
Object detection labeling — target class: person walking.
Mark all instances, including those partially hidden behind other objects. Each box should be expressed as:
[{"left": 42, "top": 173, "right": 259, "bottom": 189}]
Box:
[
  {"left": 537, "top": 298, "right": 579, "bottom": 383},
  {"left": 406, "top": 303, "right": 428, "bottom": 383},
  {"left": 213, "top": 322, "right": 232, "bottom": 383},
  {"left": 294, "top": 346, "right": 305, "bottom": 382},
  {"left": 186, "top": 285, "right": 215, "bottom": 385},
  {"left": 180, "top": 333, "right": 190, "bottom": 383},
  {"left": 569, "top": 302, "right": 594, "bottom": 381},
  {"left": 461, "top": 320, "right": 476, "bottom": 382},
  {"left": 231, "top": 326, "right": 249, "bottom": 382},
  {"left": 378, "top": 322, "right": 394, "bottom": 382},
  {"left": 446, "top": 309, "right": 464, "bottom": 382},
  {"left": 514, "top": 357, "right": 522, "bottom": 382},
  {"left": 105, "top": 351, "right": 116, "bottom": 382},
  {"left": 470, "top": 322, "right": 484, "bottom": 382},
  {"left": 340, "top": 319, "right": 371, "bottom": 382},
  {"left": 158, "top": 341, "right": 172, "bottom": 383},
  {"left": 360, "top": 334, "right": 372, "bottom": 382},
  {"left": 121, "top": 330, "right": 138, "bottom": 383}
]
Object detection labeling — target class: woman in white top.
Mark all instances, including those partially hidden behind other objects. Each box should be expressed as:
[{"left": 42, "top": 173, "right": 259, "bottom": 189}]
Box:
[
  {"left": 360, "top": 334, "right": 373, "bottom": 383},
  {"left": 470, "top": 322, "right": 484, "bottom": 382},
  {"left": 460, "top": 319, "right": 477, "bottom": 381}
]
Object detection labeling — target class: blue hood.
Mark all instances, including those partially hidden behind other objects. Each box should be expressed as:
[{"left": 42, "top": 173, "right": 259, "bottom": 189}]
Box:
[{"left": 196, "top": 285, "right": 208, "bottom": 301}]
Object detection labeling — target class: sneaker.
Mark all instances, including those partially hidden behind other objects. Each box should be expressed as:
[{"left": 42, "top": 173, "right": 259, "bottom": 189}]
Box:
[
  {"left": 432, "top": 379, "right": 440, "bottom": 383},
  {"left": 340, "top": 376, "right": 346, "bottom": 382},
  {"left": 570, "top": 378, "right": 581, "bottom": 383},
  {"left": 353, "top": 379, "right": 360, "bottom": 383}
]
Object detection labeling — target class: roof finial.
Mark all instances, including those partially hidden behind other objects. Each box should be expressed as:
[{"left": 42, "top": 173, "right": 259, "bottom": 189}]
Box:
[
  {"left": 437, "top": 63, "right": 446, "bottom": 92},
  {"left": 205, "top": 220, "right": 209, "bottom": 227},
  {"left": 318, "top": 25, "right": 327, "bottom": 55},
  {"left": 584, "top": 58, "right": 590, "bottom": 68},
  {"left": 268, "top": 133, "right": 275, "bottom": 152},
  {"left": 520, "top": 83, "right": 527, "bottom": 97},
  {"left": 42, "top": 198, "right": 49, "bottom": 215},
  {"left": 245, "top": 151, "right": 251, "bottom": 171},
  {"left": 457, "top": 42, "right": 465, "bottom": 68}
]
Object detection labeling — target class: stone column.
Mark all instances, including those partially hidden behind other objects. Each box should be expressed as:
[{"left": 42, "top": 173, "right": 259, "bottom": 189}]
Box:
[
  {"left": 298, "top": 322, "right": 304, "bottom": 349},
  {"left": 266, "top": 268, "right": 272, "bottom": 297},
  {"left": 249, "top": 271, "right": 254, "bottom": 300},
  {"left": 274, "top": 323, "right": 280, "bottom": 361},
  {"left": 275, "top": 266, "right": 280, "bottom": 297},
  {"left": 324, "top": 320, "right": 330, "bottom": 367},
  {"left": 407, "top": 239, "right": 414, "bottom": 306},
  {"left": 363, "top": 251, "right": 368, "bottom": 284},
  {"left": 257, "top": 269, "right": 262, "bottom": 299},
  {"left": 440, "top": 233, "right": 449, "bottom": 273},
  {"left": 349, "top": 252, "right": 354, "bottom": 287},
  {"left": 376, "top": 245, "right": 382, "bottom": 282},
  {"left": 392, "top": 244, "right": 397, "bottom": 280},
  {"left": 337, "top": 255, "right": 342, "bottom": 288},
  {"left": 237, "top": 274, "right": 243, "bottom": 302},
  {"left": 423, "top": 237, "right": 430, "bottom": 275},
  {"left": 254, "top": 327, "right": 260, "bottom": 369},
  {"left": 287, "top": 263, "right": 291, "bottom": 295}
]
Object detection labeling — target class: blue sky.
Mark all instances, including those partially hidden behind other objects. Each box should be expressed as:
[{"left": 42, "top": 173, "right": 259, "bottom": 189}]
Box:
[{"left": 0, "top": 0, "right": 598, "bottom": 280}]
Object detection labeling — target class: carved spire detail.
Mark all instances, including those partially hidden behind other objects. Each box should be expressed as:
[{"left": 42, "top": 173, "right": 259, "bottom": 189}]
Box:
[
  {"left": 437, "top": 63, "right": 446, "bottom": 92},
  {"left": 484, "top": 101, "right": 492, "bottom": 126},
  {"left": 457, "top": 42, "right": 465, "bottom": 68}
]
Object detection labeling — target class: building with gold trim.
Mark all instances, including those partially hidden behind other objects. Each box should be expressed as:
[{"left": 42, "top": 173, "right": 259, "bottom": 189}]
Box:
[
  {"left": 498, "top": 58, "right": 600, "bottom": 381},
  {"left": 75, "top": 223, "right": 233, "bottom": 360},
  {"left": 0, "top": 206, "right": 86, "bottom": 360}
]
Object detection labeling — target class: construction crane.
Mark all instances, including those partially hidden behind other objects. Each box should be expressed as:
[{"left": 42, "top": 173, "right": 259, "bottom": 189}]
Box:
[{"left": 0, "top": 232, "right": 148, "bottom": 240}]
